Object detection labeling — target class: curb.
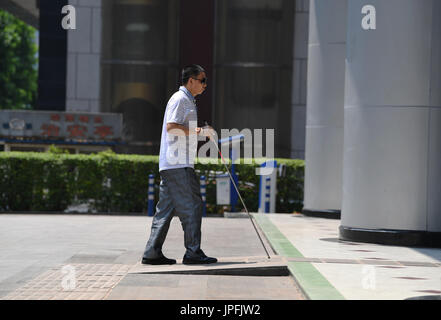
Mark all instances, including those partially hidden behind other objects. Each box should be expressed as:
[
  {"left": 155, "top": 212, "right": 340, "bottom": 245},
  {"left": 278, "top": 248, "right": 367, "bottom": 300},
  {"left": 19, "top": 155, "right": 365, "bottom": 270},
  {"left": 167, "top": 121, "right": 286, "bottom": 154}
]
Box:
[{"left": 253, "top": 213, "right": 345, "bottom": 300}]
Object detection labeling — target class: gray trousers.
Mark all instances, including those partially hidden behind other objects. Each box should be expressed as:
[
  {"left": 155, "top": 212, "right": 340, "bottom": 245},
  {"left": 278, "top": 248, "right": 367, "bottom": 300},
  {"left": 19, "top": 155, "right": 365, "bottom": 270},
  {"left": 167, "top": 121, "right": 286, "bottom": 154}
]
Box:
[{"left": 143, "top": 167, "right": 204, "bottom": 259}]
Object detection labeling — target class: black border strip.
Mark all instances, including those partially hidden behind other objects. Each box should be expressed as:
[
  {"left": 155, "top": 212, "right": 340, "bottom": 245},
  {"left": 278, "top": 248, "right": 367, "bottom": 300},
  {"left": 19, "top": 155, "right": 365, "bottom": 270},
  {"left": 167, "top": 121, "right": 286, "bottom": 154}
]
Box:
[
  {"left": 339, "top": 225, "right": 441, "bottom": 248},
  {"left": 302, "top": 208, "right": 341, "bottom": 220}
]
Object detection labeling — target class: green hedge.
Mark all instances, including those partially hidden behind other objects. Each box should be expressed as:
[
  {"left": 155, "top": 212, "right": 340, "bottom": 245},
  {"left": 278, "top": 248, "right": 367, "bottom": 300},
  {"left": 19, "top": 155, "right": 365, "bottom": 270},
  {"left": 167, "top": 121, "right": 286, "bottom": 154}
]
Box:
[{"left": 0, "top": 150, "right": 304, "bottom": 214}]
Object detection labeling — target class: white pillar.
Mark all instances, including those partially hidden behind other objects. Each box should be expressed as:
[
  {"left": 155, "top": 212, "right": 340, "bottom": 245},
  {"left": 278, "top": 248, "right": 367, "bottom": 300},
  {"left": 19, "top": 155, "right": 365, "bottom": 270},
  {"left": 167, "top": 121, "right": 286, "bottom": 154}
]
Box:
[
  {"left": 303, "top": 0, "right": 347, "bottom": 217},
  {"left": 340, "top": 0, "right": 441, "bottom": 246}
]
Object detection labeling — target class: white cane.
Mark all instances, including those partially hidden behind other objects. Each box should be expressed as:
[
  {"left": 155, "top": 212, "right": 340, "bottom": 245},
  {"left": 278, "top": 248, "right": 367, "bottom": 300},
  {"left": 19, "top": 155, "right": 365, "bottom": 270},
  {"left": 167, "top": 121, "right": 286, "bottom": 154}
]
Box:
[{"left": 204, "top": 122, "right": 271, "bottom": 260}]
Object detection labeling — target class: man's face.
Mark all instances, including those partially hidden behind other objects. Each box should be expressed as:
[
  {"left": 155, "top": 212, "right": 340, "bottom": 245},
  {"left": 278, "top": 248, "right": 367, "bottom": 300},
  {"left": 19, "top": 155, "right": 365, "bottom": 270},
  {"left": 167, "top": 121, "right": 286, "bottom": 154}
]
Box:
[{"left": 189, "top": 72, "right": 207, "bottom": 96}]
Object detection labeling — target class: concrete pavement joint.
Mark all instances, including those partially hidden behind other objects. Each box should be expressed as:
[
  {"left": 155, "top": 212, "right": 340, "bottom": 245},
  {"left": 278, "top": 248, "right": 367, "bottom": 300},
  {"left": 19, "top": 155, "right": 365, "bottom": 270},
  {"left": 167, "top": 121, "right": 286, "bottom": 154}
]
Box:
[{"left": 286, "top": 257, "right": 440, "bottom": 267}]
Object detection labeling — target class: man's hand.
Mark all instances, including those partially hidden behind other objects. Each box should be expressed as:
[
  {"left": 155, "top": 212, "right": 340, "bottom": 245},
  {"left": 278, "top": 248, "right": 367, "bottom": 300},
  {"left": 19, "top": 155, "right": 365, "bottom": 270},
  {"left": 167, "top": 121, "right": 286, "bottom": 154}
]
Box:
[{"left": 197, "top": 126, "right": 216, "bottom": 141}]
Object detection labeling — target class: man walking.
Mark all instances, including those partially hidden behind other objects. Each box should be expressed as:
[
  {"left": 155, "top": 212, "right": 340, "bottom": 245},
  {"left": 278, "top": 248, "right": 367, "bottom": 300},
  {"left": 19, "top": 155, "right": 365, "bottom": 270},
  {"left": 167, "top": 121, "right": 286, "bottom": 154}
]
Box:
[{"left": 142, "top": 65, "right": 218, "bottom": 265}]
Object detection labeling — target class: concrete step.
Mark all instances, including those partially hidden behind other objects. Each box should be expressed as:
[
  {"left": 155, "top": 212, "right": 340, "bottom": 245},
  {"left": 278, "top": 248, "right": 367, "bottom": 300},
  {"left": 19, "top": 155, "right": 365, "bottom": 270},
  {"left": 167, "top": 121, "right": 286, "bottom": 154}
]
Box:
[{"left": 129, "top": 256, "right": 289, "bottom": 277}]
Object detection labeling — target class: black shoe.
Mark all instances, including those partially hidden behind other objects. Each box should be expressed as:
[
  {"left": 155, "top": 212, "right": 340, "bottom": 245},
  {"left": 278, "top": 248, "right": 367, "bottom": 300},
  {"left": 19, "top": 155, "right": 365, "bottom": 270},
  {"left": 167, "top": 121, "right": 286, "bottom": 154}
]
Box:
[
  {"left": 183, "top": 255, "right": 218, "bottom": 265},
  {"left": 142, "top": 256, "right": 176, "bottom": 265}
]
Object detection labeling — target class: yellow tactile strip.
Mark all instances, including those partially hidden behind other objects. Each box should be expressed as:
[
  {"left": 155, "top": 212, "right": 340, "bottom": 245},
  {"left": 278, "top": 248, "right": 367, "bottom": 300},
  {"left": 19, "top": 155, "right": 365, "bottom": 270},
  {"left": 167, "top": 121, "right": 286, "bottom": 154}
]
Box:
[{"left": 2, "top": 264, "right": 131, "bottom": 300}]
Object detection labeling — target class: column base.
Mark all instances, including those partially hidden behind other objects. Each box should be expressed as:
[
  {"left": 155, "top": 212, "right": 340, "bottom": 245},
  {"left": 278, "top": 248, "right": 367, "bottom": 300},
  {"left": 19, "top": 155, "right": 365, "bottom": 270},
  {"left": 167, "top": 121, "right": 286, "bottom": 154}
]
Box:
[
  {"left": 339, "top": 226, "right": 441, "bottom": 248},
  {"left": 302, "top": 208, "right": 341, "bottom": 219}
]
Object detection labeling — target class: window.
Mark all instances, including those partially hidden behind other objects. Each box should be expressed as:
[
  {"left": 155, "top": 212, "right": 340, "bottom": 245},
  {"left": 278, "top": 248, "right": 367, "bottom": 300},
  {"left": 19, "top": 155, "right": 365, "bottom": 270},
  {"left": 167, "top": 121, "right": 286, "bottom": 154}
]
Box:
[
  {"left": 214, "top": 0, "right": 294, "bottom": 157},
  {"left": 101, "top": 0, "right": 179, "bottom": 152}
]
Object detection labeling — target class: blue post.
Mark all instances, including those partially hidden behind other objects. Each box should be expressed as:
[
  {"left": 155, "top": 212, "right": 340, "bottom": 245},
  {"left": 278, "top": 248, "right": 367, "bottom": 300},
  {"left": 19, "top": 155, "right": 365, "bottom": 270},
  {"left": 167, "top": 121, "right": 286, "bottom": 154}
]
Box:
[
  {"left": 230, "top": 148, "right": 239, "bottom": 212},
  {"left": 200, "top": 175, "right": 207, "bottom": 217},
  {"left": 148, "top": 174, "right": 155, "bottom": 216},
  {"left": 265, "top": 177, "right": 271, "bottom": 213}
]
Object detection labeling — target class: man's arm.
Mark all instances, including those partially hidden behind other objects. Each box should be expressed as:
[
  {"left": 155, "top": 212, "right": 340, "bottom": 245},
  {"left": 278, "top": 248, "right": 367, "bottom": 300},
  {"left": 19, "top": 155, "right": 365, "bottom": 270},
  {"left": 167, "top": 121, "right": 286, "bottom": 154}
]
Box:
[
  {"left": 167, "top": 123, "right": 214, "bottom": 137},
  {"left": 167, "top": 123, "right": 200, "bottom": 136}
]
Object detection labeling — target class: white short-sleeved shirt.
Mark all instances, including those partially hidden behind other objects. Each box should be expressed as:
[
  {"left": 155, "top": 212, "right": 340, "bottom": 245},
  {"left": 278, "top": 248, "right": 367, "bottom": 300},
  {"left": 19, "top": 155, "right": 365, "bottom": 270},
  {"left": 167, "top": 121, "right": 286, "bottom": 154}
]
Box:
[{"left": 159, "top": 86, "right": 198, "bottom": 172}]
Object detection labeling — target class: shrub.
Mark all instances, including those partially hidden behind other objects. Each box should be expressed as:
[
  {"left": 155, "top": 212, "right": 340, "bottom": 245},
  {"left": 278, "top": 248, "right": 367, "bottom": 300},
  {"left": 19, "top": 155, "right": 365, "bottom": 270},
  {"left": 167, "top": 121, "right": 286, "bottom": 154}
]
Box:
[{"left": 0, "top": 152, "right": 304, "bottom": 213}]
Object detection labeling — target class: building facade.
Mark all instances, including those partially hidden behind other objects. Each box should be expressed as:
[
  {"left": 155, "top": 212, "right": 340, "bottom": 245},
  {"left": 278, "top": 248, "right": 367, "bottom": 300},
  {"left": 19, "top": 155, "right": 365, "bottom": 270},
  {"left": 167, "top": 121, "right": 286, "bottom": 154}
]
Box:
[
  {"left": 3, "top": 0, "right": 308, "bottom": 157},
  {"left": 4, "top": 0, "right": 438, "bottom": 246}
]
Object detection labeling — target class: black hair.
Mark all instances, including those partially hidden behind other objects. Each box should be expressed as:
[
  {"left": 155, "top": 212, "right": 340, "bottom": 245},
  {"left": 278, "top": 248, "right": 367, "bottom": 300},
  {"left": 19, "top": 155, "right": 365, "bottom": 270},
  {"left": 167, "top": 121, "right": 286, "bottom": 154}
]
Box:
[{"left": 182, "top": 64, "right": 205, "bottom": 85}]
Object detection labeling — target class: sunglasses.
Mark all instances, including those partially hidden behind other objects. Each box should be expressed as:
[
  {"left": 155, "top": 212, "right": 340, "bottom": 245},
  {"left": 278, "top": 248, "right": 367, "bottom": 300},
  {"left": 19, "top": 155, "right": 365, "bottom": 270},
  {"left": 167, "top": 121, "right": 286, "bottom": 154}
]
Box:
[{"left": 191, "top": 77, "right": 207, "bottom": 85}]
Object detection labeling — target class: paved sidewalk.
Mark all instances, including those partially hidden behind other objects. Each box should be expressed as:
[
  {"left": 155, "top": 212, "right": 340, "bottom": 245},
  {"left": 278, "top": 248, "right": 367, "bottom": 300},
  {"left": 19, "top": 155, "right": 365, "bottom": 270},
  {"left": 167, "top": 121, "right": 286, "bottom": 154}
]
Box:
[
  {"left": 0, "top": 214, "right": 304, "bottom": 300},
  {"left": 2, "top": 213, "right": 439, "bottom": 300},
  {"left": 253, "top": 213, "right": 441, "bottom": 300}
]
